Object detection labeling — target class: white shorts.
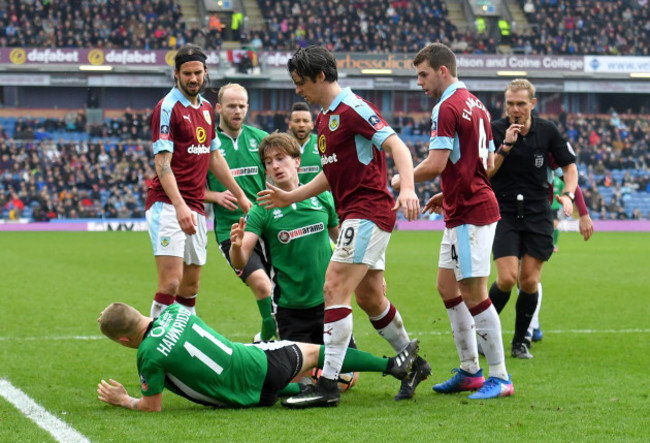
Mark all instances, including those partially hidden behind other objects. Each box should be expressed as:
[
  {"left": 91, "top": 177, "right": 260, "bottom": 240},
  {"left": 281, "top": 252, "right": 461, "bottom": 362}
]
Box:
[
  {"left": 145, "top": 201, "right": 207, "bottom": 266},
  {"left": 438, "top": 222, "right": 496, "bottom": 281},
  {"left": 331, "top": 219, "right": 390, "bottom": 271}
]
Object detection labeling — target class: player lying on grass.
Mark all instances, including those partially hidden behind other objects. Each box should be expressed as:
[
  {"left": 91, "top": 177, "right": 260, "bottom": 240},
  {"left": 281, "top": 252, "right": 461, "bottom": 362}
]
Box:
[{"left": 97, "top": 302, "right": 419, "bottom": 411}]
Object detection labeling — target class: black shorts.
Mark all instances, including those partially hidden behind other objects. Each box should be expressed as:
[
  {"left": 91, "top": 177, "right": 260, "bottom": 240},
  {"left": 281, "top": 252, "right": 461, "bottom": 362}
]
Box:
[
  {"left": 276, "top": 303, "right": 357, "bottom": 348},
  {"left": 492, "top": 208, "right": 554, "bottom": 262},
  {"left": 276, "top": 304, "right": 325, "bottom": 344},
  {"left": 219, "top": 239, "right": 271, "bottom": 282},
  {"left": 258, "top": 342, "right": 303, "bottom": 407}
]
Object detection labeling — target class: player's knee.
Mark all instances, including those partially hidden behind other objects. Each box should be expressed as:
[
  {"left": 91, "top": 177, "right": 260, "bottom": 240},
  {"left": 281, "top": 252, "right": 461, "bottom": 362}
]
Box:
[
  {"left": 518, "top": 276, "right": 539, "bottom": 293},
  {"left": 160, "top": 277, "right": 182, "bottom": 296}
]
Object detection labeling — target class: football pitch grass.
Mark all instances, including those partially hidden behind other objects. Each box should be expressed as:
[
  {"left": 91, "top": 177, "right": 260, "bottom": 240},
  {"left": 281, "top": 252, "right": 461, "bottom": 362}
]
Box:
[{"left": 1, "top": 230, "right": 648, "bottom": 442}]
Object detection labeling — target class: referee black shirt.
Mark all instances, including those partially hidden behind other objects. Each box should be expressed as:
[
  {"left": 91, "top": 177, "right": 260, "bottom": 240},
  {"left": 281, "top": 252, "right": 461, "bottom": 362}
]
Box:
[{"left": 491, "top": 115, "right": 576, "bottom": 213}]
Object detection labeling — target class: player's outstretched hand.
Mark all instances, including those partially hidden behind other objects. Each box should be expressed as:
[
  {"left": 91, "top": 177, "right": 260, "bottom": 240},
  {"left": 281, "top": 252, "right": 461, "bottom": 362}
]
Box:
[
  {"left": 393, "top": 189, "right": 420, "bottom": 221},
  {"left": 98, "top": 379, "right": 128, "bottom": 407},
  {"left": 257, "top": 183, "right": 292, "bottom": 209},
  {"left": 579, "top": 213, "right": 594, "bottom": 241},
  {"left": 423, "top": 192, "right": 444, "bottom": 215},
  {"left": 230, "top": 217, "right": 246, "bottom": 247},
  {"left": 213, "top": 190, "right": 239, "bottom": 211}
]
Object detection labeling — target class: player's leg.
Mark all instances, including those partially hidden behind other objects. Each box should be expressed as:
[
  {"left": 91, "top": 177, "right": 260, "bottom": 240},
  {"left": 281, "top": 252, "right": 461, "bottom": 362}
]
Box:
[
  {"left": 433, "top": 225, "right": 486, "bottom": 394},
  {"left": 146, "top": 202, "right": 185, "bottom": 317},
  {"left": 282, "top": 261, "right": 365, "bottom": 408},
  {"left": 528, "top": 282, "right": 544, "bottom": 342},
  {"left": 219, "top": 239, "right": 275, "bottom": 341},
  {"left": 152, "top": 255, "right": 183, "bottom": 317},
  {"left": 511, "top": 253, "right": 543, "bottom": 358},
  {"left": 176, "top": 211, "right": 208, "bottom": 314},
  {"left": 245, "top": 270, "right": 274, "bottom": 340},
  {"left": 357, "top": 270, "right": 411, "bottom": 353},
  {"left": 297, "top": 341, "right": 418, "bottom": 380},
  {"left": 489, "top": 216, "right": 521, "bottom": 313}
]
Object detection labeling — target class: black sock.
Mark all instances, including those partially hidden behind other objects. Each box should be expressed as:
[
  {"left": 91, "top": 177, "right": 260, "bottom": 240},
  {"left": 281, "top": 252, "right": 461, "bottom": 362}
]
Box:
[
  {"left": 514, "top": 289, "right": 539, "bottom": 343},
  {"left": 489, "top": 281, "right": 511, "bottom": 314}
]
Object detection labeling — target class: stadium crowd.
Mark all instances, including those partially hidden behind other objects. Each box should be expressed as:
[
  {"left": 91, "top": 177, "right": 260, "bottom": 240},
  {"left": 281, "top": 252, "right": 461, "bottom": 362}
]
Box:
[
  {"left": 1, "top": 0, "right": 649, "bottom": 55},
  {"left": 1, "top": 107, "right": 649, "bottom": 222}
]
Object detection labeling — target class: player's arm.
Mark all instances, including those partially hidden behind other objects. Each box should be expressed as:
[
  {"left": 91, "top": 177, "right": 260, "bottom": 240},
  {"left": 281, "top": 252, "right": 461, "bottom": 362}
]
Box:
[
  {"left": 574, "top": 185, "right": 594, "bottom": 241},
  {"left": 229, "top": 217, "right": 260, "bottom": 269},
  {"left": 382, "top": 134, "right": 420, "bottom": 221},
  {"left": 155, "top": 151, "right": 196, "bottom": 235},
  {"left": 97, "top": 379, "right": 162, "bottom": 412},
  {"left": 328, "top": 226, "right": 339, "bottom": 243},
  {"left": 488, "top": 123, "right": 520, "bottom": 178},
  {"left": 257, "top": 171, "right": 329, "bottom": 209},
  {"left": 208, "top": 149, "right": 252, "bottom": 214}
]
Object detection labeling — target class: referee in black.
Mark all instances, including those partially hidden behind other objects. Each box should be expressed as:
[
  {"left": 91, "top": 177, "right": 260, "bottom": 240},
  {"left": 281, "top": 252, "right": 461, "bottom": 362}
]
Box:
[{"left": 488, "top": 79, "right": 578, "bottom": 359}]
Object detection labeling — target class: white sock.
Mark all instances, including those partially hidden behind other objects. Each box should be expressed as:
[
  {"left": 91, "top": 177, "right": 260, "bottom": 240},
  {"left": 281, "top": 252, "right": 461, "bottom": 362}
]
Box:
[
  {"left": 474, "top": 304, "right": 508, "bottom": 380},
  {"left": 446, "top": 299, "right": 480, "bottom": 375},
  {"left": 368, "top": 302, "right": 411, "bottom": 352},
  {"left": 321, "top": 305, "right": 353, "bottom": 380},
  {"left": 150, "top": 301, "right": 169, "bottom": 318},
  {"left": 528, "top": 282, "right": 543, "bottom": 333}
]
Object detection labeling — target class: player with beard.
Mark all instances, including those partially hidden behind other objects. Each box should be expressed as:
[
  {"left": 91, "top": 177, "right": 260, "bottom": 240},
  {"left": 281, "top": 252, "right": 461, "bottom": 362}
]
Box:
[
  {"left": 288, "top": 102, "right": 321, "bottom": 184},
  {"left": 205, "top": 84, "right": 274, "bottom": 341},
  {"left": 145, "top": 44, "right": 251, "bottom": 318}
]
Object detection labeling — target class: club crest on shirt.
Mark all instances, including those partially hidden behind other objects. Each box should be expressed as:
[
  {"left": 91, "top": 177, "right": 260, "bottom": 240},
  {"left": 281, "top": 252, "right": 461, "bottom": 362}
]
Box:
[
  {"left": 203, "top": 110, "right": 212, "bottom": 125},
  {"left": 368, "top": 115, "right": 385, "bottom": 130},
  {"left": 160, "top": 236, "right": 170, "bottom": 247},
  {"left": 273, "top": 209, "right": 284, "bottom": 219},
  {"left": 534, "top": 153, "right": 544, "bottom": 168},
  {"left": 318, "top": 134, "right": 327, "bottom": 153},
  {"left": 430, "top": 119, "right": 437, "bottom": 137},
  {"left": 329, "top": 115, "right": 340, "bottom": 131},
  {"left": 140, "top": 374, "right": 149, "bottom": 392},
  {"left": 249, "top": 139, "right": 259, "bottom": 152},
  {"left": 159, "top": 125, "right": 170, "bottom": 140},
  {"left": 196, "top": 127, "right": 207, "bottom": 144}
]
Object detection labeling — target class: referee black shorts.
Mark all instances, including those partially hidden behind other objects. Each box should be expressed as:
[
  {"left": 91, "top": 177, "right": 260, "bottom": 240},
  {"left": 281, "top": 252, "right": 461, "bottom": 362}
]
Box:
[
  {"left": 219, "top": 238, "right": 270, "bottom": 282},
  {"left": 492, "top": 207, "right": 554, "bottom": 262},
  {"left": 258, "top": 342, "right": 303, "bottom": 407}
]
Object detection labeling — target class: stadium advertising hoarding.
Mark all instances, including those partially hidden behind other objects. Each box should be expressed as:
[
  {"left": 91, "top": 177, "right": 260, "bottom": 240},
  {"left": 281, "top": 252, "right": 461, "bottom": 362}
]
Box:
[
  {"left": 2, "top": 48, "right": 648, "bottom": 78},
  {"left": 0, "top": 48, "right": 221, "bottom": 68},
  {"left": 584, "top": 56, "right": 650, "bottom": 73}
]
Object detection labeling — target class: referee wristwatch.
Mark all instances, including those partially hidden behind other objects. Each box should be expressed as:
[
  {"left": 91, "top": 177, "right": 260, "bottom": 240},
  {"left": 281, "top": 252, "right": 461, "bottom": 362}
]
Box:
[{"left": 562, "top": 191, "right": 575, "bottom": 202}]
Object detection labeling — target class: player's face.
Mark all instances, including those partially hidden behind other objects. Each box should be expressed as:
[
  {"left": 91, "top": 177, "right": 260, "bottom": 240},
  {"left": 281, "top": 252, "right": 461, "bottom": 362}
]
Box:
[
  {"left": 263, "top": 147, "right": 300, "bottom": 189},
  {"left": 505, "top": 89, "right": 537, "bottom": 126},
  {"left": 415, "top": 62, "right": 444, "bottom": 99},
  {"left": 176, "top": 61, "right": 205, "bottom": 100},
  {"left": 291, "top": 71, "right": 321, "bottom": 106},
  {"left": 289, "top": 110, "right": 314, "bottom": 143},
  {"left": 218, "top": 88, "right": 249, "bottom": 133}
]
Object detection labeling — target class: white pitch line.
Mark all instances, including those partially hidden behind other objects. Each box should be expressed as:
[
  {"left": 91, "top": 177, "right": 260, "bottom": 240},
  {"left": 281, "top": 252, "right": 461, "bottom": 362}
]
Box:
[
  {"left": 1, "top": 328, "right": 649, "bottom": 342},
  {"left": 0, "top": 379, "right": 90, "bottom": 443}
]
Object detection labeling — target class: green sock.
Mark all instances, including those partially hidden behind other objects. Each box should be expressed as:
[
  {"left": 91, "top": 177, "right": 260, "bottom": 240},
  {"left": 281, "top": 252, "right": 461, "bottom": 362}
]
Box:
[
  {"left": 278, "top": 382, "right": 301, "bottom": 396},
  {"left": 256, "top": 297, "right": 275, "bottom": 341},
  {"left": 553, "top": 229, "right": 559, "bottom": 246},
  {"left": 318, "top": 346, "right": 389, "bottom": 373}
]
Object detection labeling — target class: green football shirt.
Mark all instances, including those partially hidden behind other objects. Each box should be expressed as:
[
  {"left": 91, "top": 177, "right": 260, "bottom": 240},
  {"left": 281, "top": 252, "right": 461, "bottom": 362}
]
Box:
[
  {"left": 137, "top": 304, "right": 268, "bottom": 407},
  {"left": 297, "top": 133, "right": 322, "bottom": 184},
  {"left": 551, "top": 174, "right": 565, "bottom": 210},
  {"left": 207, "top": 124, "right": 268, "bottom": 243},
  {"left": 245, "top": 191, "right": 339, "bottom": 309}
]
